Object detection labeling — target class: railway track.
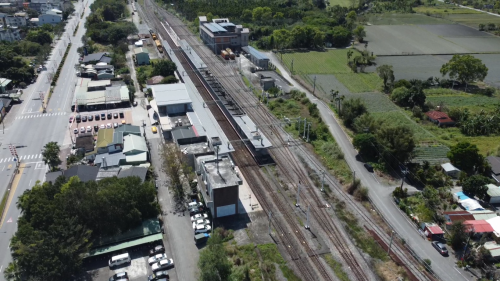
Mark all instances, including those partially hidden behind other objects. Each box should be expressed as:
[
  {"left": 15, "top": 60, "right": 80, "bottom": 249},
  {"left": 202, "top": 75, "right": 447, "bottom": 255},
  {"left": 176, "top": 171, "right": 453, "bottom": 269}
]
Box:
[{"left": 140, "top": 2, "right": 435, "bottom": 280}]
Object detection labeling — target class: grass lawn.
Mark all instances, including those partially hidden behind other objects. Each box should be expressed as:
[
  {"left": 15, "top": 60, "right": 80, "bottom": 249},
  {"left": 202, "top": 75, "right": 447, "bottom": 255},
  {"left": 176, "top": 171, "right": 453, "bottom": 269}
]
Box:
[
  {"left": 282, "top": 50, "right": 382, "bottom": 93},
  {"left": 413, "top": 4, "right": 482, "bottom": 14}
]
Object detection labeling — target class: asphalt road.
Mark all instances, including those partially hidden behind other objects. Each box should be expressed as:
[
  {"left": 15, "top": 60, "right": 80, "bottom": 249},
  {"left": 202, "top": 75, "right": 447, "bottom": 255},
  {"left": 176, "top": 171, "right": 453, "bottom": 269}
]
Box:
[
  {"left": 266, "top": 53, "right": 474, "bottom": 281},
  {"left": 0, "top": 2, "right": 92, "bottom": 279}
]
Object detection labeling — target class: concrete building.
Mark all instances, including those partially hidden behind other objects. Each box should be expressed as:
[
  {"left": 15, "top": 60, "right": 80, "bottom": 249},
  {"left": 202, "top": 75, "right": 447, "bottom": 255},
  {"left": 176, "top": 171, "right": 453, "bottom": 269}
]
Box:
[
  {"left": 96, "top": 128, "right": 123, "bottom": 154},
  {"left": 77, "top": 64, "right": 114, "bottom": 80},
  {"left": 198, "top": 16, "right": 249, "bottom": 55},
  {"left": 39, "top": 11, "right": 62, "bottom": 25},
  {"left": 197, "top": 156, "right": 242, "bottom": 218},
  {"left": 0, "top": 12, "right": 27, "bottom": 27},
  {"left": 242, "top": 46, "right": 269, "bottom": 70},
  {"left": 0, "top": 0, "right": 22, "bottom": 8},
  {"left": 0, "top": 27, "right": 20, "bottom": 41},
  {"left": 134, "top": 47, "right": 149, "bottom": 65},
  {"left": 0, "top": 78, "right": 11, "bottom": 93},
  {"left": 122, "top": 134, "right": 148, "bottom": 164},
  {"left": 82, "top": 52, "right": 112, "bottom": 64},
  {"left": 29, "top": 0, "right": 63, "bottom": 13},
  {"left": 487, "top": 156, "right": 500, "bottom": 183}
]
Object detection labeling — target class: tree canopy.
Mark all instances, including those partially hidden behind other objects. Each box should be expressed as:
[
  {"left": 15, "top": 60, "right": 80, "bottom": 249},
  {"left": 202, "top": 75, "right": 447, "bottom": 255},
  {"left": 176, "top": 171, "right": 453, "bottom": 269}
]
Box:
[
  {"left": 198, "top": 229, "right": 232, "bottom": 281},
  {"left": 376, "top": 64, "right": 394, "bottom": 93},
  {"left": 6, "top": 176, "right": 159, "bottom": 281},
  {"left": 440, "top": 54, "right": 488, "bottom": 85},
  {"left": 376, "top": 125, "right": 415, "bottom": 164},
  {"left": 340, "top": 97, "right": 367, "bottom": 128},
  {"left": 447, "top": 141, "right": 489, "bottom": 175},
  {"left": 152, "top": 60, "right": 177, "bottom": 77},
  {"left": 42, "top": 141, "right": 61, "bottom": 171},
  {"left": 462, "top": 175, "right": 491, "bottom": 200}
]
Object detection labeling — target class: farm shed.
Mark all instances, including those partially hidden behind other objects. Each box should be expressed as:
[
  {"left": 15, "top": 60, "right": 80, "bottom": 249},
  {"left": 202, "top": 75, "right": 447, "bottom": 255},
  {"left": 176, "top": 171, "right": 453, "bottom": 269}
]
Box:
[
  {"left": 464, "top": 220, "right": 494, "bottom": 235},
  {"left": 242, "top": 46, "right": 269, "bottom": 70},
  {"left": 486, "top": 184, "right": 500, "bottom": 204},
  {"left": 441, "top": 163, "right": 460, "bottom": 178},
  {"left": 425, "top": 111, "right": 455, "bottom": 127},
  {"left": 486, "top": 156, "right": 500, "bottom": 183},
  {"left": 134, "top": 47, "right": 150, "bottom": 65},
  {"left": 459, "top": 198, "right": 484, "bottom": 211},
  {"left": 420, "top": 223, "right": 444, "bottom": 241},
  {"left": 487, "top": 216, "right": 500, "bottom": 238}
]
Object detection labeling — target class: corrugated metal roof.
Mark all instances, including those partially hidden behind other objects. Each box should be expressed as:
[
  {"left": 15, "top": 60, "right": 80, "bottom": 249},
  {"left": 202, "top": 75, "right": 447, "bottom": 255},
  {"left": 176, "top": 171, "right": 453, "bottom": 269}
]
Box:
[
  {"left": 484, "top": 241, "right": 500, "bottom": 257},
  {"left": 126, "top": 152, "right": 148, "bottom": 163},
  {"left": 86, "top": 233, "right": 163, "bottom": 257},
  {"left": 149, "top": 83, "right": 191, "bottom": 107},
  {"left": 469, "top": 210, "right": 497, "bottom": 220},
  {"left": 242, "top": 46, "right": 269, "bottom": 60},
  {"left": 441, "top": 162, "right": 459, "bottom": 172},
  {"left": 123, "top": 134, "right": 148, "bottom": 154},
  {"left": 203, "top": 22, "right": 226, "bottom": 33},
  {"left": 487, "top": 185, "right": 500, "bottom": 197}
]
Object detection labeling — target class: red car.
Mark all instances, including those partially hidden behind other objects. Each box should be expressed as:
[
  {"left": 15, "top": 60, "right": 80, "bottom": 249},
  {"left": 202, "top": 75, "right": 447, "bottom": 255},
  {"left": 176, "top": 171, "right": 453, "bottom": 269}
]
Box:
[{"left": 69, "top": 116, "right": 74, "bottom": 123}]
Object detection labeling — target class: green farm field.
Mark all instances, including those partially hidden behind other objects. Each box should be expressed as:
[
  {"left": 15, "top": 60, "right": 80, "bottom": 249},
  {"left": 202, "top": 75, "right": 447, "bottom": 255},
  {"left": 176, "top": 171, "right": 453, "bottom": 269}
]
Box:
[
  {"left": 367, "top": 13, "right": 453, "bottom": 25},
  {"left": 372, "top": 111, "right": 437, "bottom": 141},
  {"left": 328, "top": 0, "right": 352, "bottom": 7},
  {"left": 282, "top": 50, "right": 381, "bottom": 93}
]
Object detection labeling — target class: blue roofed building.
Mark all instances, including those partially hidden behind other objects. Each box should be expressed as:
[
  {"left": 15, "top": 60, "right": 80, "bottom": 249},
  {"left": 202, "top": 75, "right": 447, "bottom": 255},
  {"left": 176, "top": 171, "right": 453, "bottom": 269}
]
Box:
[{"left": 241, "top": 46, "right": 270, "bottom": 69}]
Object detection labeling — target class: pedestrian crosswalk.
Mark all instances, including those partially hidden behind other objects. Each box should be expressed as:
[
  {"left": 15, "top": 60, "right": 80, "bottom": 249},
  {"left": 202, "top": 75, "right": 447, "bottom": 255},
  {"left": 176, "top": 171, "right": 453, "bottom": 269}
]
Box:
[
  {"left": 0, "top": 154, "right": 43, "bottom": 163},
  {"left": 16, "top": 112, "right": 67, "bottom": 119}
]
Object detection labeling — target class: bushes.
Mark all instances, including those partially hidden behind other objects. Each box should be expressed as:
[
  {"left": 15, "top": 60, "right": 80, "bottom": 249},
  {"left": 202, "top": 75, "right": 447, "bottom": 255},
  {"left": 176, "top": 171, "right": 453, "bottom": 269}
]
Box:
[{"left": 50, "top": 43, "right": 72, "bottom": 87}]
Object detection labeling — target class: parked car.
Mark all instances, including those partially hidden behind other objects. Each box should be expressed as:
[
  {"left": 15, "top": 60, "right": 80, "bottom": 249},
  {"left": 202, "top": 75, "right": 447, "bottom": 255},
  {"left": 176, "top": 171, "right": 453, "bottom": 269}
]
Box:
[
  {"left": 148, "top": 270, "right": 168, "bottom": 281},
  {"left": 364, "top": 163, "right": 374, "bottom": 172},
  {"left": 152, "top": 259, "right": 174, "bottom": 272},
  {"left": 113, "top": 122, "right": 119, "bottom": 128},
  {"left": 101, "top": 113, "right": 106, "bottom": 120},
  {"left": 190, "top": 213, "right": 208, "bottom": 222},
  {"left": 88, "top": 115, "right": 93, "bottom": 121},
  {"left": 100, "top": 124, "right": 106, "bottom": 129},
  {"left": 73, "top": 129, "right": 78, "bottom": 134},
  {"left": 149, "top": 245, "right": 165, "bottom": 256},
  {"left": 189, "top": 207, "right": 202, "bottom": 216},
  {"left": 188, "top": 201, "right": 203, "bottom": 209},
  {"left": 106, "top": 123, "right": 112, "bottom": 128},
  {"left": 113, "top": 113, "right": 118, "bottom": 119},
  {"left": 119, "top": 111, "right": 124, "bottom": 118},
  {"left": 194, "top": 224, "right": 212, "bottom": 234},
  {"left": 431, "top": 241, "right": 448, "bottom": 256},
  {"left": 192, "top": 219, "right": 210, "bottom": 229},
  {"left": 94, "top": 125, "right": 99, "bottom": 132},
  {"left": 82, "top": 115, "right": 87, "bottom": 122},
  {"left": 95, "top": 114, "right": 100, "bottom": 120},
  {"left": 148, "top": 253, "right": 168, "bottom": 265},
  {"left": 107, "top": 113, "right": 112, "bottom": 119},
  {"left": 152, "top": 126, "right": 158, "bottom": 133},
  {"left": 80, "top": 127, "right": 85, "bottom": 133},
  {"left": 109, "top": 272, "right": 128, "bottom": 281},
  {"left": 69, "top": 116, "right": 74, "bottom": 123}
]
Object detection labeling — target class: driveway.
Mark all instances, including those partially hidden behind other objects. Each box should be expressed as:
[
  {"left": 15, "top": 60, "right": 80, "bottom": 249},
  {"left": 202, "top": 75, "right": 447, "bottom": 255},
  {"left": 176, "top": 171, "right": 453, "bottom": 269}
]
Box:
[{"left": 265, "top": 52, "right": 474, "bottom": 281}]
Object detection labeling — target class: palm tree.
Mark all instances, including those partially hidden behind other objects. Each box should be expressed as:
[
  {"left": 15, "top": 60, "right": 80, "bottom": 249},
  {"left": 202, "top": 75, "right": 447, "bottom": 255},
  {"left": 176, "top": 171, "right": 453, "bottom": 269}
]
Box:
[{"left": 330, "top": 89, "right": 339, "bottom": 103}]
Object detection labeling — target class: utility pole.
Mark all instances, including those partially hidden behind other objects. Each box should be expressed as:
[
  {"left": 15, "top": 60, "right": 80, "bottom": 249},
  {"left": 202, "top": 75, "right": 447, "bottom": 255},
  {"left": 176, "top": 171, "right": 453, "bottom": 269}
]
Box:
[
  {"left": 321, "top": 170, "right": 325, "bottom": 192},
  {"left": 295, "top": 182, "right": 301, "bottom": 207},
  {"left": 291, "top": 59, "right": 294, "bottom": 74},
  {"left": 306, "top": 122, "right": 311, "bottom": 142},
  {"left": 268, "top": 211, "right": 272, "bottom": 235},
  {"left": 312, "top": 75, "right": 317, "bottom": 96},
  {"left": 353, "top": 171, "right": 356, "bottom": 185},
  {"left": 303, "top": 118, "right": 307, "bottom": 139},
  {"left": 388, "top": 231, "right": 394, "bottom": 256},
  {"left": 305, "top": 205, "right": 310, "bottom": 229}
]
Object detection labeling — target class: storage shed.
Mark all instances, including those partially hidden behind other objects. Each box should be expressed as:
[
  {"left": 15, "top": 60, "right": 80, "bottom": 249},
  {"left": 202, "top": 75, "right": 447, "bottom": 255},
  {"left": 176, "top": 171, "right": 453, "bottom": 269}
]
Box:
[
  {"left": 134, "top": 47, "right": 150, "bottom": 65},
  {"left": 242, "top": 46, "right": 269, "bottom": 69},
  {"left": 441, "top": 162, "right": 460, "bottom": 178},
  {"left": 420, "top": 222, "right": 444, "bottom": 241}
]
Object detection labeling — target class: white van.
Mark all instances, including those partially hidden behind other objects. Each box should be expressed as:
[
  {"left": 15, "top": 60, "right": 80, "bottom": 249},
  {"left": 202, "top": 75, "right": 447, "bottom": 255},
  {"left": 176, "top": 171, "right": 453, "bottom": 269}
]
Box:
[{"left": 108, "top": 253, "right": 131, "bottom": 268}]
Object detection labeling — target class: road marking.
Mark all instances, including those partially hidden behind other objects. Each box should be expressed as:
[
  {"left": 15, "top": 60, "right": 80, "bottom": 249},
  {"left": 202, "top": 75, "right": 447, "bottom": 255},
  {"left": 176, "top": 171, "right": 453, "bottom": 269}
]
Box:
[
  {"left": 0, "top": 164, "right": 25, "bottom": 228},
  {"left": 7, "top": 164, "right": 12, "bottom": 169},
  {"left": 0, "top": 159, "right": 3, "bottom": 163},
  {"left": 1, "top": 166, "right": 4, "bottom": 171},
  {"left": 6, "top": 218, "right": 12, "bottom": 223},
  {"left": 0, "top": 265, "right": 3, "bottom": 273}
]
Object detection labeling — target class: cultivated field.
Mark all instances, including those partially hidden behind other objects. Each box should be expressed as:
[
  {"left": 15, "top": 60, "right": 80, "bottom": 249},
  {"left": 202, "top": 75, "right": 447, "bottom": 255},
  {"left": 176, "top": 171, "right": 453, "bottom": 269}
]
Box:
[
  {"left": 367, "top": 13, "right": 453, "bottom": 25},
  {"left": 371, "top": 111, "right": 436, "bottom": 141},
  {"left": 426, "top": 91, "right": 500, "bottom": 111},
  {"left": 281, "top": 50, "right": 381, "bottom": 93},
  {"left": 344, "top": 92, "right": 398, "bottom": 113},
  {"left": 366, "top": 54, "right": 500, "bottom": 88},
  {"left": 328, "top": 0, "right": 352, "bottom": 7},
  {"left": 363, "top": 24, "right": 500, "bottom": 55}
]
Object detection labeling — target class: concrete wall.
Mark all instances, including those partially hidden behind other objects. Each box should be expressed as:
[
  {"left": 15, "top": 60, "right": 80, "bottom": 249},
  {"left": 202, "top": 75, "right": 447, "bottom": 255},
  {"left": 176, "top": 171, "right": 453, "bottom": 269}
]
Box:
[{"left": 213, "top": 185, "right": 238, "bottom": 218}]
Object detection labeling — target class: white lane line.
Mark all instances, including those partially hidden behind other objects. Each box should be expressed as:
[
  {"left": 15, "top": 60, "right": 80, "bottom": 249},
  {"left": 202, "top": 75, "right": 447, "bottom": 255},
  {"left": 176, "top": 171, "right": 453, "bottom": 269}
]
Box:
[
  {"left": 0, "top": 159, "right": 3, "bottom": 163},
  {"left": 1, "top": 165, "right": 4, "bottom": 171}
]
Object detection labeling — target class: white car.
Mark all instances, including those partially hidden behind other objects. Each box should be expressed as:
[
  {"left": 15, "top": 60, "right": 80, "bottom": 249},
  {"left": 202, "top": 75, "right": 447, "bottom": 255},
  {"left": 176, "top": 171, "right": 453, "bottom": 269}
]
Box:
[
  {"left": 190, "top": 213, "right": 208, "bottom": 222},
  {"left": 80, "top": 127, "right": 85, "bottom": 133},
  {"left": 192, "top": 219, "right": 210, "bottom": 229},
  {"left": 113, "top": 122, "right": 118, "bottom": 128},
  {"left": 73, "top": 128, "right": 78, "bottom": 134},
  {"left": 106, "top": 123, "right": 112, "bottom": 128},
  {"left": 148, "top": 253, "right": 167, "bottom": 265},
  {"left": 151, "top": 259, "right": 174, "bottom": 272},
  {"left": 194, "top": 224, "right": 211, "bottom": 234},
  {"left": 188, "top": 202, "right": 203, "bottom": 208},
  {"left": 86, "top": 126, "right": 92, "bottom": 132},
  {"left": 100, "top": 124, "right": 105, "bottom": 129}
]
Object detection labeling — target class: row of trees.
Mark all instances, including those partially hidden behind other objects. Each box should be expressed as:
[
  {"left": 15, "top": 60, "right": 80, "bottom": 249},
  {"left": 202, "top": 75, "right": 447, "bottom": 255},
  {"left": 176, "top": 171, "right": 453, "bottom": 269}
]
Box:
[{"left": 5, "top": 176, "right": 159, "bottom": 281}]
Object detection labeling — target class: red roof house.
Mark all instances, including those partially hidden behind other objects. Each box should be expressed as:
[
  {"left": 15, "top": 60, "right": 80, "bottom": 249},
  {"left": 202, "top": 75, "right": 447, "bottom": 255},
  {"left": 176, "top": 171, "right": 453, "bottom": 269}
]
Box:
[
  {"left": 420, "top": 223, "right": 444, "bottom": 240},
  {"left": 425, "top": 111, "right": 455, "bottom": 127},
  {"left": 443, "top": 211, "right": 475, "bottom": 226},
  {"left": 464, "top": 220, "right": 495, "bottom": 233}
]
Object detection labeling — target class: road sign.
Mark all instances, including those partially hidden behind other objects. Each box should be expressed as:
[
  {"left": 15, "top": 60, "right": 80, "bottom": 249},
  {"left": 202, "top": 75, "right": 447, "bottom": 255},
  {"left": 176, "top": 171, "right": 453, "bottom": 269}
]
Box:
[{"left": 13, "top": 158, "right": 17, "bottom": 162}]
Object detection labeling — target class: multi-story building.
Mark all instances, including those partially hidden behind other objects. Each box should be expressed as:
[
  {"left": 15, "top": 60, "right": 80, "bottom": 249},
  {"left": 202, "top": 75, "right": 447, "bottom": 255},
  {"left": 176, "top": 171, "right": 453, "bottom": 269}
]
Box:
[
  {"left": 0, "top": 12, "right": 27, "bottom": 27},
  {"left": 29, "top": 0, "right": 63, "bottom": 14},
  {"left": 38, "top": 9, "right": 62, "bottom": 25},
  {"left": 198, "top": 16, "right": 249, "bottom": 55},
  {"left": 0, "top": 27, "right": 20, "bottom": 42}
]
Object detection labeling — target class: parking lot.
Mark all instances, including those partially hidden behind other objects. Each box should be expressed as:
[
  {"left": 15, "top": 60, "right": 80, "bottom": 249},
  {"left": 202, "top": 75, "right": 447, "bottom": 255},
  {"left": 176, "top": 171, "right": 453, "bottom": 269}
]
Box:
[
  {"left": 69, "top": 109, "right": 134, "bottom": 135},
  {"left": 84, "top": 243, "right": 177, "bottom": 281}
]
